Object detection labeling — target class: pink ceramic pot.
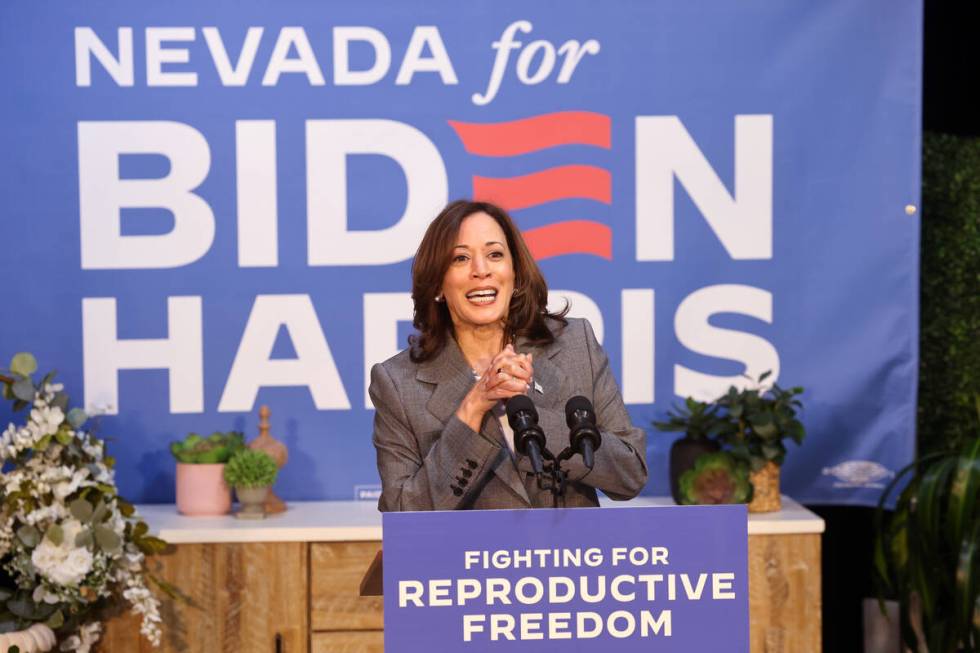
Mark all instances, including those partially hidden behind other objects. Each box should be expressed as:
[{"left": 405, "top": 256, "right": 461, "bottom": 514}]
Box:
[{"left": 176, "top": 463, "right": 232, "bottom": 515}]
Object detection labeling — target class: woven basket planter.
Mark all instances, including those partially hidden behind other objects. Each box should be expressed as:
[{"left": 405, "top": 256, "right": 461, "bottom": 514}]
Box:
[{"left": 748, "top": 461, "right": 781, "bottom": 513}]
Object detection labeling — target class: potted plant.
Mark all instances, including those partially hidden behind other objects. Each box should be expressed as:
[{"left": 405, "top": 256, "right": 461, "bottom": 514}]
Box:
[
  {"left": 222, "top": 449, "right": 279, "bottom": 520},
  {"left": 712, "top": 372, "right": 806, "bottom": 512},
  {"left": 873, "top": 432, "right": 979, "bottom": 653},
  {"left": 170, "top": 431, "right": 245, "bottom": 516},
  {"left": 653, "top": 397, "right": 723, "bottom": 503}
]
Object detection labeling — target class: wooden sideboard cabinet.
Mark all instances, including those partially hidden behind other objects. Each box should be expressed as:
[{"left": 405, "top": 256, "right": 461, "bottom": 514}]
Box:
[{"left": 100, "top": 499, "right": 822, "bottom": 653}]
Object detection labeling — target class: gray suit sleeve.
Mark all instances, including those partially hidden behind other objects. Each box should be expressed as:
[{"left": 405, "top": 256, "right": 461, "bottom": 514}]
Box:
[
  {"left": 370, "top": 362, "right": 500, "bottom": 511},
  {"left": 566, "top": 319, "right": 649, "bottom": 499}
]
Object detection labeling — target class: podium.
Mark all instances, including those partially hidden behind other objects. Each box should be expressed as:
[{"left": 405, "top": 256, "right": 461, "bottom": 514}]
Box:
[{"left": 367, "top": 504, "right": 749, "bottom": 652}]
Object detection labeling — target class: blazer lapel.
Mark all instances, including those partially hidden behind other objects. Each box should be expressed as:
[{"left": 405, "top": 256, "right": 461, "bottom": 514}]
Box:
[{"left": 418, "top": 338, "right": 532, "bottom": 506}]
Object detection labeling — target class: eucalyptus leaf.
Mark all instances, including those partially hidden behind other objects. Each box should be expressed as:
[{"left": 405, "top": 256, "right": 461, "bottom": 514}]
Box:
[
  {"left": 70, "top": 498, "right": 93, "bottom": 522},
  {"left": 45, "top": 609, "right": 64, "bottom": 630},
  {"left": 11, "top": 379, "right": 34, "bottom": 402},
  {"left": 74, "top": 529, "right": 94, "bottom": 548},
  {"left": 45, "top": 524, "right": 64, "bottom": 546},
  {"left": 66, "top": 408, "right": 87, "bottom": 429},
  {"left": 34, "top": 434, "right": 52, "bottom": 452},
  {"left": 91, "top": 501, "right": 108, "bottom": 524},
  {"left": 0, "top": 614, "right": 20, "bottom": 634},
  {"left": 6, "top": 594, "right": 35, "bottom": 619},
  {"left": 94, "top": 525, "right": 122, "bottom": 553},
  {"left": 9, "top": 353, "right": 37, "bottom": 377},
  {"left": 51, "top": 392, "right": 69, "bottom": 412},
  {"left": 15, "top": 525, "right": 39, "bottom": 548},
  {"left": 55, "top": 427, "right": 73, "bottom": 445}
]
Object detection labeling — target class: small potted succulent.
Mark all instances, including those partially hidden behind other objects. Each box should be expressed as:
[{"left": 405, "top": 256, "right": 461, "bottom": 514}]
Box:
[
  {"left": 653, "top": 397, "right": 723, "bottom": 503},
  {"left": 676, "top": 451, "right": 752, "bottom": 505},
  {"left": 223, "top": 449, "right": 279, "bottom": 520},
  {"left": 712, "top": 372, "right": 805, "bottom": 512},
  {"left": 170, "top": 431, "right": 246, "bottom": 515}
]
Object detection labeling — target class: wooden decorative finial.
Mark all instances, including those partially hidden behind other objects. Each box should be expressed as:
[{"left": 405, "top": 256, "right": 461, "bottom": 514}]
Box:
[{"left": 248, "top": 405, "right": 288, "bottom": 514}]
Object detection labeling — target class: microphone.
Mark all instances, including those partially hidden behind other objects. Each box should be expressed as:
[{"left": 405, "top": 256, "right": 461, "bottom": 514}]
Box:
[
  {"left": 506, "top": 395, "right": 546, "bottom": 476},
  {"left": 565, "top": 396, "right": 602, "bottom": 470}
]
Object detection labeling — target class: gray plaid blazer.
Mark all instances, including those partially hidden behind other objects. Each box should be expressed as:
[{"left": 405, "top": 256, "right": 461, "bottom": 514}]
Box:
[{"left": 369, "top": 318, "right": 648, "bottom": 511}]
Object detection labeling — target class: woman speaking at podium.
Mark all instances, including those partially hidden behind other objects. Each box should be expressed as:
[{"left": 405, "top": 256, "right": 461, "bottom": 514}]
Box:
[{"left": 370, "top": 200, "right": 647, "bottom": 511}]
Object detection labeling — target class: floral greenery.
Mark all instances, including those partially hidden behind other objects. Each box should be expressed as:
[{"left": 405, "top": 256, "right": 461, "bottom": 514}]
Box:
[
  {"left": 652, "top": 397, "right": 722, "bottom": 441},
  {"left": 873, "top": 434, "right": 979, "bottom": 653},
  {"left": 169, "top": 431, "right": 245, "bottom": 464},
  {"left": 677, "top": 451, "right": 752, "bottom": 505},
  {"left": 711, "top": 371, "right": 806, "bottom": 472},
  {"left": 0, "top": 353, "right": 167, "bottom": 651},
  {"left": 919, "top": 132, "right": 980, "bottom": 455},
  {"left": 222, "top": 450, "right": 278, "bottom": 489}
]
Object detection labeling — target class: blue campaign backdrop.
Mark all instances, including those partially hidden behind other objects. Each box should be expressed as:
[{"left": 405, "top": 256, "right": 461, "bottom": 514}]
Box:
[{"left": 0, "top": 1, "right": 921, "bottom": 505}]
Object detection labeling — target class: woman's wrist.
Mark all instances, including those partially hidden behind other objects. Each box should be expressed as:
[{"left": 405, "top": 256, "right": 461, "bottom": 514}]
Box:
[{"left": 456, "top": 398, "right": 485, "bottom": 432}]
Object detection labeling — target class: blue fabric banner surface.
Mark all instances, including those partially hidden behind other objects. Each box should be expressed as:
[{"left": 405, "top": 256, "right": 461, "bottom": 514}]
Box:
[{"left": 0, "top": 1, "right": 922, "bottom": 505}]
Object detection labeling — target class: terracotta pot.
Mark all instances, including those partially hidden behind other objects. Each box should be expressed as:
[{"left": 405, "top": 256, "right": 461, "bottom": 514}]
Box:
[
  {"left": 748, "top": 461, "right": 781, "bottom": 513},
  {"left": 235, "top": 486, "right": 270, "bottom": 520},
  {"left": 175, "top": 463, "right": 231, "bottom": 516},
  {"left": 668, "top": 436, "right": 720, "bottom": 504}
]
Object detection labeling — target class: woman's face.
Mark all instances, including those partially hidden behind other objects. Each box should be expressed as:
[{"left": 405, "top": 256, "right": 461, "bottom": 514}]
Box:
[{"left": 440, "top": 212, "right": 515, "bottom": 333}]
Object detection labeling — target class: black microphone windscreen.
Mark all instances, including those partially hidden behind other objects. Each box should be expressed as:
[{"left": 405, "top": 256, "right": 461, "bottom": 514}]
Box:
[
  {"left": 564, "top": 395, "right": 594, "bottom": 421},
  {"left": 505, "top": 394, "right": 536, "bottom": 421}
]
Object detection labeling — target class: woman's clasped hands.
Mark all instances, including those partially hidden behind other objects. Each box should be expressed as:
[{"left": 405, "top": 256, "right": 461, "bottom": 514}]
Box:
[{"left": 456, "top": 345, "right": 534, "bottom": 431}]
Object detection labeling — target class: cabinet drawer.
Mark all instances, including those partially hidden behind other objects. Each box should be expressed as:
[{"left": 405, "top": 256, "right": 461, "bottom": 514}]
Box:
[
  {"left": 312, "top": 631, "right": 384, "bottom": 653},
  {"left": 311, "top": 542, "right": 384, "bottom": 630}
]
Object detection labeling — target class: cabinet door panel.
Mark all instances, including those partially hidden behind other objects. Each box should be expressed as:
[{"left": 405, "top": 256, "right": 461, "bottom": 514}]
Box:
[
  {"left": 100, "top": 542, "right": 308, "bottom": 653},
  {"left": 311, "top": 542, "right": 384, "bottom": 630}
]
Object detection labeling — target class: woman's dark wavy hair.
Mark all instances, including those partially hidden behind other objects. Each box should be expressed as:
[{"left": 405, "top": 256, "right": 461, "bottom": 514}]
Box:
[{"left": 409, "top": 199, "right": 567, "bottom": 363}]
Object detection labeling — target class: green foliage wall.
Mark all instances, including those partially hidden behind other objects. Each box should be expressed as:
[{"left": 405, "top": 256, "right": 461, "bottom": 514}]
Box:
[{"left": 918, "top": 132, "right": 980, "bottom": 453}]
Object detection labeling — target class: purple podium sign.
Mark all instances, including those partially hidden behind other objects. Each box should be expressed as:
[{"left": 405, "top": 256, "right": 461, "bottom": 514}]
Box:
[{"left": 382, "top": 505, "right": 748, "bottom": 651}]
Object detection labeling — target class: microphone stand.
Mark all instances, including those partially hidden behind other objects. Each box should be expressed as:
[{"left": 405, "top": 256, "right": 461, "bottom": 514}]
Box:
[{"left": 532, "top": 446, "right": 584, "bottom": 509}]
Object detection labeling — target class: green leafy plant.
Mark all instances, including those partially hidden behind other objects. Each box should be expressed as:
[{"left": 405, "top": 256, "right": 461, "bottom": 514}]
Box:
[
  {"left": 222, "top": 449, "right": 279, "bottom": 489},
  {"left": 873, "top": 425, "right": 980, "bottom": 653},
  {"left": 169, "top": 431, "right": 245, "bottom": 464},
  {"left": 713, "top": 371, "right": 806, "bottom": 472},
  {"left": 677, "top": 452, "right": 752, "bottom": 505},
  {"left": 653, "top": 397, "right": 724, "bottom": 440}
]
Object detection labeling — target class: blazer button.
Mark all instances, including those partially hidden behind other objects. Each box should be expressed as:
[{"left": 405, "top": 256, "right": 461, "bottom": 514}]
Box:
[
  {"left": 451, "top": 486, "right": 463, "bottom": 496},
  {"left": 455, "top": 476, "right": 468, "bottom": 487},
  {"left": 466, "top": 459, "right": 478, "bottom": 469},
  {"left": 461, "top": 468, "right": 473, "bottom": 478}
]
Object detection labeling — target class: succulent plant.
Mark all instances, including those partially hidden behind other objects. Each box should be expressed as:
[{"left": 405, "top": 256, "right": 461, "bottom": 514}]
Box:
[
  {"left": 222, "top": 449, "right": 279, "bottom": 489},
  {"left": 677, "top": 452, "right": 752, "bottom": 505},
  {"left": 169, "top": 431, "right": 245, "bottom": 464}
]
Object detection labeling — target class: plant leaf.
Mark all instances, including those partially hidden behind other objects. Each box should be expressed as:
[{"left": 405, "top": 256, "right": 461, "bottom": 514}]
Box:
[
  {"left": 51, "top": 391, "right": 69, "bottom": 412},
  {"left": 16, "top": 525, "right": 39, "bottom": 548},
  {"left": 94, "top": 525, "right": 122, "bottom": 553},
  {"left": 45, "top": 609, "right": 64, "bottom": 629},
  {"left": 70, "top": 498, "right": 93, "bottom": 522},
  {"left": 66, "top": 408, "right": 87, "bottom": 429},
  {"left": 955, "top": 521, "right": 979, "bottom": 640},
  {"left": 10, "top": 353, "right": 37, "bottom": 377},
  {"left": 11, "top": 379, "right": 34, "bottom": 402},
  {"left": 45, "top": 524, "right": 64, "bottom": 546},
  {"left": 946, "top": 438, "right": 980, "bottom": 559}
]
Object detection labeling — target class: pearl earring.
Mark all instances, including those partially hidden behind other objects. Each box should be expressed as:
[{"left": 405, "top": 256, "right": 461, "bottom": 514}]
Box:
[{"left": 434, "top": 294, "right": 443, "bottom": 302}]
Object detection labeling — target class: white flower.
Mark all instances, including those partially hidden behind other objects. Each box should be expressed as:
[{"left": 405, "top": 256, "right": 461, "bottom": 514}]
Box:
[
  {"left": 59, "top": 621, "right": 102, "bottom": 653},
  {"left": 53, "top": 467, "right": 91, "bottom": 500},
  {"left": 30, "top": 405, "right": 64, "bottom": 438},
  {"left": 30, "top": 520, "right": 93, "bottom": 586}
]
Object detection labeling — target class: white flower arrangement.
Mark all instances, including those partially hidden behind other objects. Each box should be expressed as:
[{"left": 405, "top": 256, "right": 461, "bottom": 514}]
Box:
[{"left": 1, "top": 353, "right": 168, "bottom": 651}]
